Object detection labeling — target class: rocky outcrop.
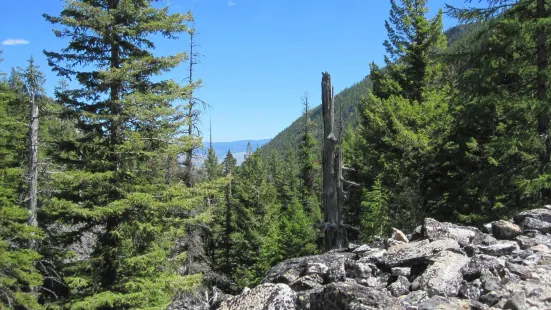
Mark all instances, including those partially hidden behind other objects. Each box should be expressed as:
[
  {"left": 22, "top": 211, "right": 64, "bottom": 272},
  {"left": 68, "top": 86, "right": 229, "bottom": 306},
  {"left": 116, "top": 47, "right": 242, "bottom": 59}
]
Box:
[
  {"left": 218, "top": 284, "right": 297, "bottom": 310},
  {"left": 215, "top": 209, "right": 551, "bottom": 310}
]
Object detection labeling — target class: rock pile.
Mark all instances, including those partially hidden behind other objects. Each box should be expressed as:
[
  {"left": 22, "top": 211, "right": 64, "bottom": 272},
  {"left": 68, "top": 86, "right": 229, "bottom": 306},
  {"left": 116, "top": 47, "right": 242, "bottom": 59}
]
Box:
[{"left": 218, "top": 207, "right": 551, "bottom": 310}]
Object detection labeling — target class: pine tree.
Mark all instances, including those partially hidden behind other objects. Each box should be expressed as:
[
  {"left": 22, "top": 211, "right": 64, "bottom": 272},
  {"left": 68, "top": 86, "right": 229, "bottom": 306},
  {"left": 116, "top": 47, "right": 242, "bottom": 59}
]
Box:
[
  {"left": 19, "top": 57, "right": 46, "bottom": 249},
  {"left": 182, "top": 22, "right": 206, "bottom": 186},
  {"left": 345, "top": 0, "right": 450, "bottom": 235},
  {"left": 441, "top": 0, "right": 551, "bottom": 221},
  {"left": 0, "top": 55, "right": 43, "bottom": 310},
  {"left": 298, "top": 92, "right": 321, "bottom": 224},
  {"left": 42, "top": 1, "right": 210, "bottom": 308},
  {"left": 371, "top": 0, "right": 446, "bottom": 101},
  {"left": 220, "top": 150, "right": 236, "bottom": 275},
  {"left": 298, "top": 93, "right": 317, "bottom": 199},
  {"left": 204, "top": 125, "right": 222, "bottom": 181},
  {"left": 360, "top": 179, "right": 390, "bottom": 241},
  {"left": 231, "top": 149, "right": 278, "bottom": 287}
]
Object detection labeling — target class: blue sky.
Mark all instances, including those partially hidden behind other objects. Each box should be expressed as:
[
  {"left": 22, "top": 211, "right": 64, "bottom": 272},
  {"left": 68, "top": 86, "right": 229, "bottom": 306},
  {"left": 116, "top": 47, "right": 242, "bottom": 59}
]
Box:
[{"left": 0, "top": 0, "right": 474, "bottom": 142}]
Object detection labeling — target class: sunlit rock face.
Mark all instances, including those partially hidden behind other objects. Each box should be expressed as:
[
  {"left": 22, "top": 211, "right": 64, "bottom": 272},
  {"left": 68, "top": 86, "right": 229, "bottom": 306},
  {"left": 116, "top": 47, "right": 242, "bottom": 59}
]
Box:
[{"left": 210, "top": 208, "right": 551, "bottom": 310}]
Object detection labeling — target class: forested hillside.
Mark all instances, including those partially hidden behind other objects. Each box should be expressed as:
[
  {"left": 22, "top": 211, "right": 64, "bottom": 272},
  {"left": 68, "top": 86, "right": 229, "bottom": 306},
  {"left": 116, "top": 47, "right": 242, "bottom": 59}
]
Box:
[
  {"left": 1, "top": 0, "right": 551, "bottom": 309},
  {"left": 261, "top": 23, "right": 475, "bottom": 157},
  {"left": 261, "top": 78, "right": 372, "bottom": 156}
]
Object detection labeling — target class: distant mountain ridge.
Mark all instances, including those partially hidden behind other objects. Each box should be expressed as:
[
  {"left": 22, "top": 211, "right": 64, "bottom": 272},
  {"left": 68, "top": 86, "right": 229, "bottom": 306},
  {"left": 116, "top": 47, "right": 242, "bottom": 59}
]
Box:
[{"left": 197, "top": 139, "right": 272, "bottom": 165}]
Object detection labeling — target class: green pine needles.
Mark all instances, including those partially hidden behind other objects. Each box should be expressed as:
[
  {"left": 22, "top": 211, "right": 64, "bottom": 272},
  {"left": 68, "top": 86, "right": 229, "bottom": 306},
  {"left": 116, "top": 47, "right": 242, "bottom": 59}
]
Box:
[{"left": 41, "top": 1, "right": 211, "bottom": 308}]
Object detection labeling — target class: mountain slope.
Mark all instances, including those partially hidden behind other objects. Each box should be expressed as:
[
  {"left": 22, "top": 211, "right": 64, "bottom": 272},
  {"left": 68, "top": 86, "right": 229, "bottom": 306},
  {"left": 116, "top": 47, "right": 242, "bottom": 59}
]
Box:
[
  {"left": 261, "top": 78, "right": 371, "bottom": 156},
  {"left": 260, "top": 24, "right": 476, "bottom": 156}
]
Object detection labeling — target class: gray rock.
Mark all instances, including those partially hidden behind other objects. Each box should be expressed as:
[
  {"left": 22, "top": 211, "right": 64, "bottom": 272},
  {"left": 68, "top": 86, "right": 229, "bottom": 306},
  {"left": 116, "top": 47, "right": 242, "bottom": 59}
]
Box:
[
  {"left": 503, "top": 291, "right": 526, "bottom": 310},
  {"left": 387, "top": 276, "right": 410, "bottom": 297},
  {"left": 463, "top": 244, "right": 480, "bottom": 257},
  {"left": 309, "top": 281, "right": 400, "bottom": 310},
  {"left": 228, "top": 210, "right": 551, "bottom": 310},
  {"left": 391, "top": 267, "right": 411, "bottom": 277},
  {"left": 514, "top": 208, "right": 551, "bottom": 224},
  {"left": 263, "top": 253, "right": 352, "bottom": 285},
  {"left": 219, "top": 283, "right": 297, "bottom": 310},
  {"left": 533, "top": 232, "right": 551, "bottom": 247},
  {"left": 360, "top": 276, "right": 382, "bottom": 288},
  {"left": 357, "top": 248, "right": 387, "bottom": 263},
  {"left": 523, "top": 280, "right": 551, "bottom": 309},
  {"left": 386, "top": 238, "right": 407, "bottom": 247},
  {"left": 473, "top": 233, "right": 498, "bottom": 246},
  {"left": 516, "top": 235, "right": 539, "bottom": 250},
  {"left": 479, "top": 291, "right": 503, "bottom": 307},
  {"left": 409, "top": 225, "right": 423, "bottom": 241},
  {"left": 459, "top": 279, "right": 482, "bottom": 301},
  {"left": 478, "top": 241, "right": 519, "bottom": 256},
  {"left": 423, "top": 218, "right": 476, "bottom": 246},
  {"left": 304, "top": 263, "right": 329, "bottom": 276},
  {"left": 263, "top": 258, "right": 303, "bottom": 284},
  {"left": 346, "top": 261, "right": 372, "bottom": 279},
  {"left": 168, "top": 291, "right": 210, "bottom": 310},
  {"left": 290, "top": 274, "right": 324, "bottom": 292},
  {"left": 411, "top": 250, "right": 469, "bottom": 297},
  {"left": 461, "top": 254, "right": 505, "bottom": 280},
  {"left": 523, "top": 229, "right": 541, "bottom": 238},
  {"left": 502, "top": 268, "right": 521, "bottom": 284},
  {"left": 418, "top": 296, "right": 479, "bottom": 310},
  {"left": 492, "top": 220, "right": 522, "bottom": 240},
  {"left": 352, "top": 244, "right": 371, "bottom": 254},
  {"left": 296, "top": 287, "right": 323, "bottom": 310},
  {"left": 521, "top": 217, "right": 551, "bottom": 234},
  {"left": 382, "top": 239, "right": 460, "bottom": 268},
  {"left": 506, "top": 261, "right": 533, "bottom": 280},
  {"left": 523, "top": 253, "right": 543, "bottom": 266},
  {"left": 480, "top": 269, "right": 501, "bottom": 292},
  {"left": 401, "top": 290, "right": 429, "bottom": 306},
  {"left": 347, "top": 242, "right": 359, "bottom": 251}
]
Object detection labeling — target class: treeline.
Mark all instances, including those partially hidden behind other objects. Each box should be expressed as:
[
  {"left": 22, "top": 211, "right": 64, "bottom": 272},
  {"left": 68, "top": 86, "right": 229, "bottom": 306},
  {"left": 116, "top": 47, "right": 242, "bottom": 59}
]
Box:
[{"left": 344, "top": 0, "right": 551, "bottom": 238}]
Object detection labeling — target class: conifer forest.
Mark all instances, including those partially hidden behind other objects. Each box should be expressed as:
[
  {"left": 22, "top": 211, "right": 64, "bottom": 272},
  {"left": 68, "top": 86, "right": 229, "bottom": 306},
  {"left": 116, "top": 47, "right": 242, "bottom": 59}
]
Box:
[{"left": 1, "top": 0, "right": 551, "bottom": 309}]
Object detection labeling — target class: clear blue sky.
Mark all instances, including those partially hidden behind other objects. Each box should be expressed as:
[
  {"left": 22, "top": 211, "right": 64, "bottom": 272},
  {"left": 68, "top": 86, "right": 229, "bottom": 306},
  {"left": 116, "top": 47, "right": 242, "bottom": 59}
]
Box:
[{"left": 0, "top": 0, "right": 474, "bottom": 142}]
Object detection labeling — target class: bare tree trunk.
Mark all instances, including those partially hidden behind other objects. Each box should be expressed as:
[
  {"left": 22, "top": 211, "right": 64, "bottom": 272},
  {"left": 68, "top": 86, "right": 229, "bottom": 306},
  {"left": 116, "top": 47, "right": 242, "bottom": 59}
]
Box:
[
  {"left": 536, "top": 0, "right": 550, "bottom": 203},
  {"left": 28, "top": 86, "right": 38, "bottom": 242},
  {"left": 336, "top": 146, "right": 344, "bottom": 248},
  {"left": 184, "top": 26, "right": 198, "bottom": 187},
  {"left": 322, "top": 72, "right": 341, "bottom": 251}
]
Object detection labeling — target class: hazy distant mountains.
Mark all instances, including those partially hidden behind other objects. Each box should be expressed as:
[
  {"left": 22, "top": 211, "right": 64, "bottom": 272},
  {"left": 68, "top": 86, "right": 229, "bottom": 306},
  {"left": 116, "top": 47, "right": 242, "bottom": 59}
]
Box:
[{"left": 196, "top": 139, "right": 271, "bottom": 165}]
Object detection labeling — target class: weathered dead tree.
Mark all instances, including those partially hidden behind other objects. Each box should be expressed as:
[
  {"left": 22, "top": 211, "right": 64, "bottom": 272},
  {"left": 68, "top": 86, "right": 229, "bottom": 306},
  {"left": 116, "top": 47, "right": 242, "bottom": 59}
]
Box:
[
  {"left": 321, "top": 72, "right": 359, "bottom": 251},
  {"left": 182, "top": 22, "right": 209, "bottom": 187},
  {"left": 22, "top": 57, "right": 44, "bottom": 250},
  {"left": 321, "top": 72, "right": 342, "bottom": 251}
]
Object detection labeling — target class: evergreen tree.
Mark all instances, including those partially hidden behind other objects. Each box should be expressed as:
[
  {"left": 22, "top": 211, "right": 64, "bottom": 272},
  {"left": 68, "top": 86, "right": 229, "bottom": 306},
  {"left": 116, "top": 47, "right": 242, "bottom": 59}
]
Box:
[
  {"left": 231, "top": 149, "right": 278, "bottom": 287},
  {"left": 441, "top": 0, "right": 551, "bottom": 222},
  {"left": 220, "top": 150, "right": 236, "bottom": 275},
  {"left": 345, "top": 0, "right": 450, "bottom": 236},
  {"left": 42, "top": 1, "right": 210, "bottom": 308},
  {"left": 204, "top": 147, "right": 222, "bottom": 182},
  {"left": 0, "top": 55, "right": 43, "bottom": 310},
  {"left": 372, "top": 0, "right": 446, "bottom": 101},
  {"left": 19, "top": 57, "right": 46, "bottom": 249},
  {"left": 298, "top": 93, "right": 321, "bottom": 223}
]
